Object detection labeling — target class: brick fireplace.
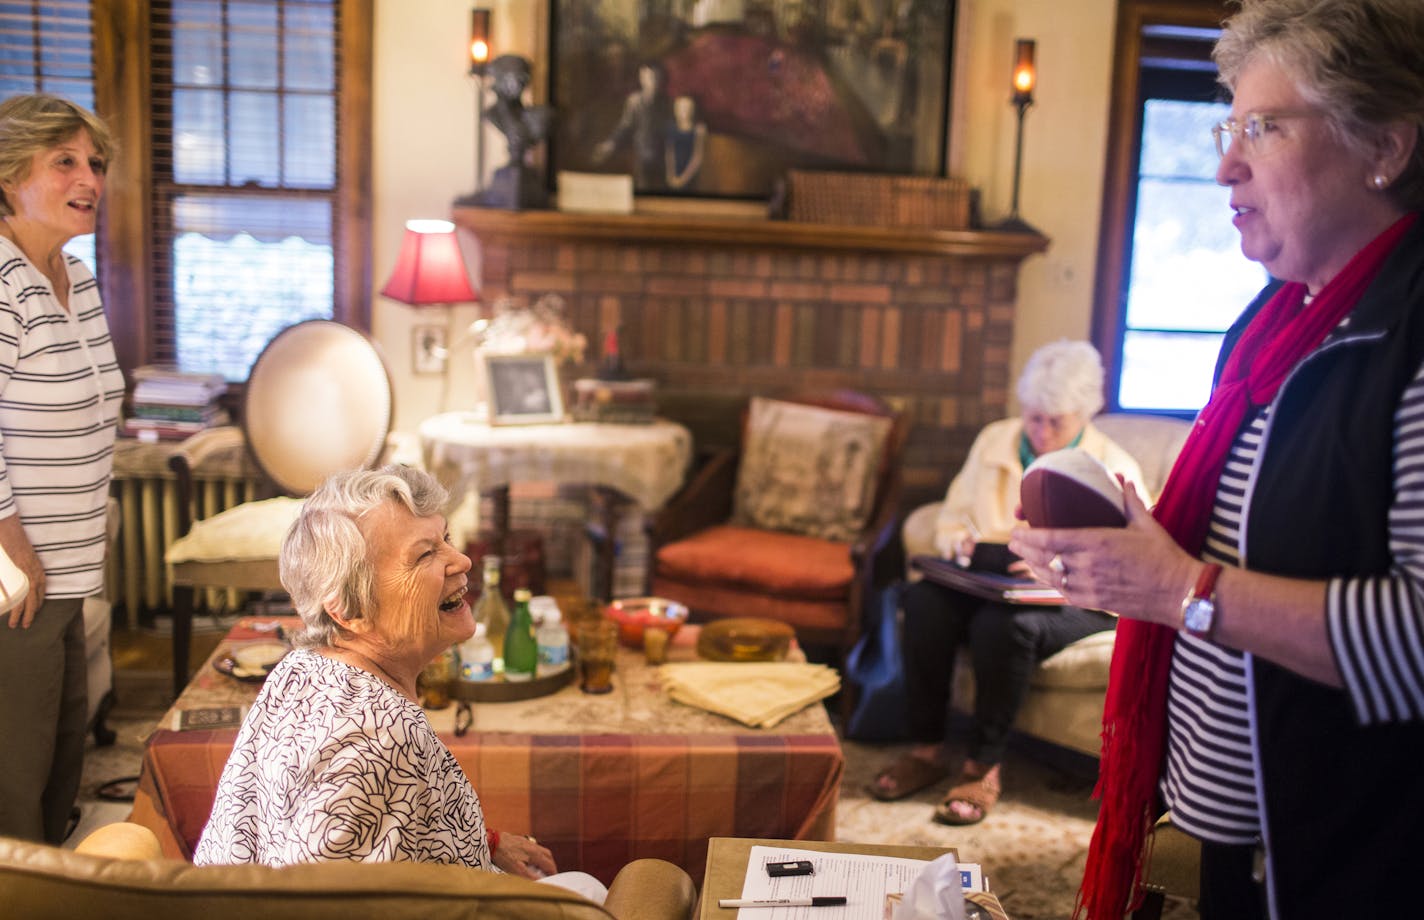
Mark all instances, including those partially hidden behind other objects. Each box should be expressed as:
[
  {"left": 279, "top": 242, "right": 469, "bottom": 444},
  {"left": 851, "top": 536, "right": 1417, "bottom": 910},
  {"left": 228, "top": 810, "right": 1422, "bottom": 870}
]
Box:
[{"left": 453, "top": 206, "right": 1048, "bottom": 510}]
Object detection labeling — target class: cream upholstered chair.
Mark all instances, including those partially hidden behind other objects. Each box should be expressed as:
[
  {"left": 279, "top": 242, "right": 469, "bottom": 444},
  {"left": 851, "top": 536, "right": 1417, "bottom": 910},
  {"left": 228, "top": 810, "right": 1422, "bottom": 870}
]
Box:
[
  {"left": 164, "top": 320, "right": 393, "bottom": 695},
  {"left": 1, "top": 823, "right": 696, "bottom": 920},
  {"left": 900, "top": 411, "right": 1192, "bottom": 757}
]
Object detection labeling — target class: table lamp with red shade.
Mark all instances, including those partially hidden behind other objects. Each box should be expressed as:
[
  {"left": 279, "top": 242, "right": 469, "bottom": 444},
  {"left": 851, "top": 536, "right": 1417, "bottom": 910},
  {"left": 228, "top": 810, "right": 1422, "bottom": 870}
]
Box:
[{"left": 381, "top": 218, "right": 480, "bottom": 409}]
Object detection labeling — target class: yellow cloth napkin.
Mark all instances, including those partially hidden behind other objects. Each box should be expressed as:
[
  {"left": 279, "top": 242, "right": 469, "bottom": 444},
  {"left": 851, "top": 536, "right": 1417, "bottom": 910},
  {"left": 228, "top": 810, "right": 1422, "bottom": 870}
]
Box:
[{"left": 660, "top": 662, "right": 840, "bottom": 728}]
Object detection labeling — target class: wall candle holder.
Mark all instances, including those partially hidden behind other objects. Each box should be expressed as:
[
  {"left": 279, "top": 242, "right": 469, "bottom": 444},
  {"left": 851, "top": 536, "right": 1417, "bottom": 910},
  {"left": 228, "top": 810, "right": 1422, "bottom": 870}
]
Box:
[
  {"left": 459, "top": 8, "right": 493, "bottom": 203},
  {"left": 997, "top": 38, "right": 1038, "bottom": 233}
]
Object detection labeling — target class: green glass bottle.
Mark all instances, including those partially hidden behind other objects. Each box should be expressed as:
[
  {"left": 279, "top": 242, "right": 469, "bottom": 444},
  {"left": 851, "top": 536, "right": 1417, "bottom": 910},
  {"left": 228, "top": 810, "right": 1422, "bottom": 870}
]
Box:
[{"left": 503, "top": 588, "right": 538, "bottom": 682}]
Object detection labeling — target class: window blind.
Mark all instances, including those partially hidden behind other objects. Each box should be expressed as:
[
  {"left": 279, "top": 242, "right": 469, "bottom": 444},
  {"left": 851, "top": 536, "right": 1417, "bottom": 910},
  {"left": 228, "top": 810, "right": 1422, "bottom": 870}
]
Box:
[
  {"left": 0, "top": 1, "right": 97, "bottom": 272},
  {"left": 149, "top": 0, "right": 341, "bottom": 381}
]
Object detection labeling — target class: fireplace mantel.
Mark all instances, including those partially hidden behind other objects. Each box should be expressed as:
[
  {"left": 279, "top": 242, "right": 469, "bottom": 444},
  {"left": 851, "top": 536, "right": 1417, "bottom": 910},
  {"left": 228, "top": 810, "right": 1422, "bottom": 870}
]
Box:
[
  {"left": 452, "top": 206, "right": 1048, "bottom": 260},
  {"left": 451, "top": 205, "right": 1049, "bottom": 508}
]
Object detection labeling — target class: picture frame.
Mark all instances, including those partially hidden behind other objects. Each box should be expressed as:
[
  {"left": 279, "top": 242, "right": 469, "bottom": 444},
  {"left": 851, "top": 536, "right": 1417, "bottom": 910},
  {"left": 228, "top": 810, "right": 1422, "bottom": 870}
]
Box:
[
  {"left": 483, "top": 352, "right": 566, "bottom": 425},
  {"left": 548, "top": 2, "right": 954, "bottom": 200},
  {"left": 412, "top": 323, "right": 447, "bottom": 376}
]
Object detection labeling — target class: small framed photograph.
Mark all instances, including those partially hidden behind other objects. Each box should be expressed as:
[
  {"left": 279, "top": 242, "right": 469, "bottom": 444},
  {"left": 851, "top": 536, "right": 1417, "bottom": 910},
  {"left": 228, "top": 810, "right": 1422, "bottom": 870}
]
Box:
[
  {"left": 412, "top": 323, "right": 447, "bottom": 376},
  {"left": 483, "top": 352, "right": 565, "bottom": 425}
]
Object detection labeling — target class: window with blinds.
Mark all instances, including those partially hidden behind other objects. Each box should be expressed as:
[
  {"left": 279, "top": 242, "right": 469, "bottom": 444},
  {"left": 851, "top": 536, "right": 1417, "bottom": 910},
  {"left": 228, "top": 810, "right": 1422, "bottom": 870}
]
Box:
[
  {"left": 150, "top": 0, "right": 341, "bottom": 380},
  {"left": 0, "top": 0, "right": 98, "bottom": 272}
]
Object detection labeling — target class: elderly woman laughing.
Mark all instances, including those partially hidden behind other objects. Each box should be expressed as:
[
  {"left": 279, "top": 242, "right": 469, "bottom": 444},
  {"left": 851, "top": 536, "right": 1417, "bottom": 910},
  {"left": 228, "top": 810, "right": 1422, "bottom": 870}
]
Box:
[{"left": 194, "top": 465, "right": 602, "bottom": 900}]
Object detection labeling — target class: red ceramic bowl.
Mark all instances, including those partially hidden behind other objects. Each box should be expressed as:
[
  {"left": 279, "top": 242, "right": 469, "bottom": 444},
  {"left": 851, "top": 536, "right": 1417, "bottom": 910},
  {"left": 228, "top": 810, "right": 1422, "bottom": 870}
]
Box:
[{"left": 605, "top": 597, "right": 690, "bottom": 649}]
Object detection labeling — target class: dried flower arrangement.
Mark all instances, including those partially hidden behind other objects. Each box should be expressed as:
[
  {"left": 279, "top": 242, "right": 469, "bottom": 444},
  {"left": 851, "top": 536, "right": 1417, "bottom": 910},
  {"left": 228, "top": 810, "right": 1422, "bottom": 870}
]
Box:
[{"left": 470, "top": 293, "right": 587, "bottom": 365}]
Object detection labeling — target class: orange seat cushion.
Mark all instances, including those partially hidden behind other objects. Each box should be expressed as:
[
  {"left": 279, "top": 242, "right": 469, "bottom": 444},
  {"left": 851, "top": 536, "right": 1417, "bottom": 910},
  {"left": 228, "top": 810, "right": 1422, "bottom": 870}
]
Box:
[{"left": 654, "top": 525, "right": 853, "bottom": 599}]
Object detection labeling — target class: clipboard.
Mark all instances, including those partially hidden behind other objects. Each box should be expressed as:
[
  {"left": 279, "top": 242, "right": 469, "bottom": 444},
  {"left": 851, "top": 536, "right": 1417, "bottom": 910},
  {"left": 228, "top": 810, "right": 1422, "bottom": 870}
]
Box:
[{"left": 910, "top": 555, "right": 1065, "bottom": 606}]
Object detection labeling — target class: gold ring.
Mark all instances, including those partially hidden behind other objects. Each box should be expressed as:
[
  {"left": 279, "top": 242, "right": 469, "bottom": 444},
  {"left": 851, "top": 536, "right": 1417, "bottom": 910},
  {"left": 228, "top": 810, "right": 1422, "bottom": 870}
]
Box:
[{"left": 528, "top": 835, "right": 538, "bottom": 845}]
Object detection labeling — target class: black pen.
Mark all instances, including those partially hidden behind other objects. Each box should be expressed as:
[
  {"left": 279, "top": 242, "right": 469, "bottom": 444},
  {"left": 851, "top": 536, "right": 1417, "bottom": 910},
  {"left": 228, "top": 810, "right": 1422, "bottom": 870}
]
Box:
[{"left": 718, "top": 896, "right": 848, "bottom": 908}]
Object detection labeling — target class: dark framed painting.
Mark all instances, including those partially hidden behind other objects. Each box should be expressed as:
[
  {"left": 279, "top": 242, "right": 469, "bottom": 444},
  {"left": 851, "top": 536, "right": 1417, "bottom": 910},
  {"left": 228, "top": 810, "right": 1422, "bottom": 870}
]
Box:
[
  {"left": 484, "top": 353, "right": 566, "bottom": 425},
  {"left": 548, "top": 1, "right": 954, "bottom": 199}
]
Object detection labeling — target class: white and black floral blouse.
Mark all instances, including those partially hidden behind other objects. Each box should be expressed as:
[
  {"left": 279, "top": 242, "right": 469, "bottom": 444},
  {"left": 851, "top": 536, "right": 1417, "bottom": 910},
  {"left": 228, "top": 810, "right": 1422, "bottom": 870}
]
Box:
[{"left": 193, "top": 647, "right": 492, "bottom": 868}]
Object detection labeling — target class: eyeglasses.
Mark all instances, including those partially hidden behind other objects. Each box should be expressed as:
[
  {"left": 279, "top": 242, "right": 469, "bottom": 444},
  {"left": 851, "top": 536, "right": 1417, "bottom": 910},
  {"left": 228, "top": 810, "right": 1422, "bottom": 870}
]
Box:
[{"left": 1211, "top": 111, "right": 1321, "bottom": 160}]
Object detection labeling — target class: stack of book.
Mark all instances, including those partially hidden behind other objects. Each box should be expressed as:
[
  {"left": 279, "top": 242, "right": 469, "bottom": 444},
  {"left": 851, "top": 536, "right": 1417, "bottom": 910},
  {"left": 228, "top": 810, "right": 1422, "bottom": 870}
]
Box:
[
  {"left": 570, "top": 378, "right": 657, "bottom": 424},
  {"left": 122, "top": 366, "right": 229, "bottom": 442}
]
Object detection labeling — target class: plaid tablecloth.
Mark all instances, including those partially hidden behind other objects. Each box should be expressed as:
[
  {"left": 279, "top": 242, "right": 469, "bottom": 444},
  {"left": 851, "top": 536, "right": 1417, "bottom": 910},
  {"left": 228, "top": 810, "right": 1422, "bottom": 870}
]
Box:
[{"left": 129, "top": 618, "right": 844, "bottom": 885}]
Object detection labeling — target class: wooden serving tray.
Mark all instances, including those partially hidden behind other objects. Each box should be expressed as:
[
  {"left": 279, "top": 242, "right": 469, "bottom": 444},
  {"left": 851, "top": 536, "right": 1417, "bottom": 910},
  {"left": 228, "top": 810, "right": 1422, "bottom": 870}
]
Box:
[{"left": 449, "top": 662, "right": 576, "bottom": 702}]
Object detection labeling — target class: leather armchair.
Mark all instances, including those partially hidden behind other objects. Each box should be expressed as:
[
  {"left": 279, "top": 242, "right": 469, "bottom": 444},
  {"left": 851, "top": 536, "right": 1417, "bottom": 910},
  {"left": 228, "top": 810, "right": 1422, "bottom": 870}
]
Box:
[
  {"left": 649, "top": 390, "right": 908, "bottom": 662},
  {"left": 0, "top": 824, "right": 697, "bottom": 920}
]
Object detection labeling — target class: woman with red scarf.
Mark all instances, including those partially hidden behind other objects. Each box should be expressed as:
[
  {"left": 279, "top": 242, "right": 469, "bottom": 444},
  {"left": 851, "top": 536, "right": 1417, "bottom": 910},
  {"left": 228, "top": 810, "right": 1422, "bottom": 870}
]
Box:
[{"left": 1009, "top": 2, "right": 1424, "bottom": 918}]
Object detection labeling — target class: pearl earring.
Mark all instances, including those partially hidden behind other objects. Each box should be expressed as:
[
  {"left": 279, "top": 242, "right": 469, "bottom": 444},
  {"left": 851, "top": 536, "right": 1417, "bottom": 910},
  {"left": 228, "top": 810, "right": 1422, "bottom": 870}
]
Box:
[{"left": 1374, "top": 174, "right": 1389, "bottom": 190}]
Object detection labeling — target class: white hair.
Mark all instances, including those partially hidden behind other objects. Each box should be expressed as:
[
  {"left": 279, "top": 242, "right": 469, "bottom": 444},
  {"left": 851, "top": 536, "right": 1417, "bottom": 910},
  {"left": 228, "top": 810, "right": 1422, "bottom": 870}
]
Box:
[
  {"left": 279, "top": 464, "right": 448, "bottom": 649},
  {"left": 1016, "top": 340, "right": 1106, "bottom": 418}
]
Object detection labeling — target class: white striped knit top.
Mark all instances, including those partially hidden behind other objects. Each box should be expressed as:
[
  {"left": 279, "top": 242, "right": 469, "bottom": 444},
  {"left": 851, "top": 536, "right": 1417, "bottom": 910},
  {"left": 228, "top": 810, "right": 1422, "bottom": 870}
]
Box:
[
  {"left": 0, "top": 236, "right": 122, "bottom": 599},
  {"left": 1164, "top": 360, "right": 1424, "bottom": 843}
]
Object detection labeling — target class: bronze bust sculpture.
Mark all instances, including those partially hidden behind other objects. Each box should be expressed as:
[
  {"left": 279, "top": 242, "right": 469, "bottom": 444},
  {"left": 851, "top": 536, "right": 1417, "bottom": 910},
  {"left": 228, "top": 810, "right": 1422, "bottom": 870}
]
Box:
[{"left": 475, "top": 55, "right": 553, "bottom": 210}]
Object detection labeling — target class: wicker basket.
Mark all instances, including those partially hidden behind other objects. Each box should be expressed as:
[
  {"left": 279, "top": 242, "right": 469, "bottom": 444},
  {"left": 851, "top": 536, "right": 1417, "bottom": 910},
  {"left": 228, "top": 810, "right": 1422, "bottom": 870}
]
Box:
[{"left": 786, "top": 170, "right": 972, "bottom": 230}]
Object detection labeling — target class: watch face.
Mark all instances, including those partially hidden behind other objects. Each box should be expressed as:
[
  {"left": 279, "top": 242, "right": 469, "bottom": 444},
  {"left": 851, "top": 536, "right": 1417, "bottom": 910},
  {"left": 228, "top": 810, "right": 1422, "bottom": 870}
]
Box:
[{"left": 1183, "top": 597, "right": 1215, "bottom": 635}]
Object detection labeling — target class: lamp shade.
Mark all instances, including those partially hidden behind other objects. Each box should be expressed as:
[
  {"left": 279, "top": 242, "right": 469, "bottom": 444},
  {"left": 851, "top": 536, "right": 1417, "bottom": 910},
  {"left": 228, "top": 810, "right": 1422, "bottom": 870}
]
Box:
[
  {"left": 381, "top": 219, "right": 479, "bottom": 306},
  {"left": 1012, "top": 39, "right": 1036, "bottom": 105}
]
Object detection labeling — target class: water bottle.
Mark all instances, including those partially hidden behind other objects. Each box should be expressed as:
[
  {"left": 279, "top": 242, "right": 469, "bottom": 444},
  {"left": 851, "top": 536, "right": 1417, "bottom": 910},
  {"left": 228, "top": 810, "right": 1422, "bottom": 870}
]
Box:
[
  {"left": 536, "top": 605, "right": 570, "bottom": 677},
  {"left": 457, "top": 623, "right": 495, "bottom": 682},
  {"left": 503, "top": 588, "right": 538, "bottom": 682}
]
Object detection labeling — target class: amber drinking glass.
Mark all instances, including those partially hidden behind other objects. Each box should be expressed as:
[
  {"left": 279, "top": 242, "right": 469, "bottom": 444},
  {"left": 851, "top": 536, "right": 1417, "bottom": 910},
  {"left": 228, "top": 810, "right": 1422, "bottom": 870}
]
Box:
[{"left": 577, "top": 618, "right": 618, "bottom": 694}]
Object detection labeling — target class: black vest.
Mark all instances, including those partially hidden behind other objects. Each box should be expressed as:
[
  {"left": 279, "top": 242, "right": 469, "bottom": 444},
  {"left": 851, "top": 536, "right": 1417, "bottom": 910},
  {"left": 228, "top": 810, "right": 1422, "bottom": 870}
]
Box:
[{"left": 1216, "top": 215, "right": 1424, "bottom": 917}]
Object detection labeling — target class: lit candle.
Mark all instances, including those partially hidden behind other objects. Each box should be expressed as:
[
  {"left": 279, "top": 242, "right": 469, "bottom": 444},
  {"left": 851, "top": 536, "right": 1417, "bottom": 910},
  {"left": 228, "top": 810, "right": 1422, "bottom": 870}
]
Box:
[
  {"left": 469, "top": 8, "right": 491, "bottom": 74},
  {"left": 1012, "top": 39, "right": 1036, "bottom": 105}
]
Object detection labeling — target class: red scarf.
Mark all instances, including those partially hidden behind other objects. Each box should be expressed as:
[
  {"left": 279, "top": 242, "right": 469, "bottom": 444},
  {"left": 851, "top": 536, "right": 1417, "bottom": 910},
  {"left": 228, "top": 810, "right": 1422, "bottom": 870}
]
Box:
[{"left": 1076, "top": 212, "right": 1418, "bottom": 920}]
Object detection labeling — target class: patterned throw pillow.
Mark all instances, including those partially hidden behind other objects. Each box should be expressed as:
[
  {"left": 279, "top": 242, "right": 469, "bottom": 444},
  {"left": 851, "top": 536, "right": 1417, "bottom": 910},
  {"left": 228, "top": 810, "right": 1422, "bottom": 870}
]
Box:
[{"left": 732, "top": 397, "right": 893, "bottom": 542}]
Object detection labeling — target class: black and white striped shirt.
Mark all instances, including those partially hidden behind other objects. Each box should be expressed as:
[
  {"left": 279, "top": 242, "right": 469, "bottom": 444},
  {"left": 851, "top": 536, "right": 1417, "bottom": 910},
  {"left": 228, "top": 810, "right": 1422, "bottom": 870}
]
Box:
[
  {"left": 1164, "top": 360, "right": 1424, "bottom": 843},
  {"left": 0, "top": 237, "right": 123, "bottom": 599}
]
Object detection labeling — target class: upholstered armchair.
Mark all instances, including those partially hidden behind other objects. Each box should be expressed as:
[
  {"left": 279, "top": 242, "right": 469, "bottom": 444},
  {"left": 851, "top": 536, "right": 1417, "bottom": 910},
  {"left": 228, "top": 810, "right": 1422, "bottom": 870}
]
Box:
[
  {"left": 900, "top": 411, "right": 1192, "bottom": 757},
  {"left": 649, "top": 391, "right": 908, "bottom": 661},
  {"left": 0, "top": 823, "right": 697, "bottom": 920},
  {"left": 163, "top": 320, "right": 395, "bottom": 694}
]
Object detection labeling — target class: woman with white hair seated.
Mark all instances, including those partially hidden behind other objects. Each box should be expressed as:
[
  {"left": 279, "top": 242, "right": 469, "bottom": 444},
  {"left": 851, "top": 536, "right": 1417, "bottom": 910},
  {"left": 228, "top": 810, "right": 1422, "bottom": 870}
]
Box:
[
  {"left": 868, "top": 340, "right": 1145, "bottom": 825},
  {"left": 194, "top": 464, "right": 604, "bottom": 902}
]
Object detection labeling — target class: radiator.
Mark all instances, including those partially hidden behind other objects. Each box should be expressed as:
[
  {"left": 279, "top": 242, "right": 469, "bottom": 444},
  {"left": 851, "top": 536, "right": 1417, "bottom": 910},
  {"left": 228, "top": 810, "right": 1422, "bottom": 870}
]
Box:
[{"left": 109, "top": 437, "right": 262, "bottom": 628}]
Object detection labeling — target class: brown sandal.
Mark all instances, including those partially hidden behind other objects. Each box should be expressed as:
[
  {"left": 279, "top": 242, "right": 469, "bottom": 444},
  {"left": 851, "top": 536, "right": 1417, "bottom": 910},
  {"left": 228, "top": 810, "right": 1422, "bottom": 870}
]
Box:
[
  {"left": 867, "top": 754, "right": 953, "bottom": 802},
  {"left": 932, "top": 764, "right": 1002, "bottom": 826}
]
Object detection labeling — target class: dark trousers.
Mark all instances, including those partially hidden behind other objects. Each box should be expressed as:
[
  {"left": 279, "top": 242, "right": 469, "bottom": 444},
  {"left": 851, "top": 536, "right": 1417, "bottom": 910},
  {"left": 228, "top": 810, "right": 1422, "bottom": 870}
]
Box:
[
  {"left": 1198, "top": 841, "right": 1268, "bottom": 920},
  {"left": 901, "top": 579, "right": 1115, "bottom": 765},
  {"left": 0, "top": 597, "right": 87, "bottom": 844}
]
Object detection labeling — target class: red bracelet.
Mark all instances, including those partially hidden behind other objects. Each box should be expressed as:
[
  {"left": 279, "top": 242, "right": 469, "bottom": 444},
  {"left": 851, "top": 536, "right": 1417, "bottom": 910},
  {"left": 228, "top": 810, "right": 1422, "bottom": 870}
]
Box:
[{"left": 487, "top": 828, "right": 501, "bottom": 853}]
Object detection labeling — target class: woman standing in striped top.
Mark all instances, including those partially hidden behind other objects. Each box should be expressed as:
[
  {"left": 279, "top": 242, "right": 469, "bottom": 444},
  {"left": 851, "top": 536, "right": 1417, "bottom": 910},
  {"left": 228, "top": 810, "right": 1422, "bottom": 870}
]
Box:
[
  {"left": 1011, "top": 2, "right": 1424, "bottom": 918},
  {"left": 0, "top": 94, "right": 122, "bottom": 845}
]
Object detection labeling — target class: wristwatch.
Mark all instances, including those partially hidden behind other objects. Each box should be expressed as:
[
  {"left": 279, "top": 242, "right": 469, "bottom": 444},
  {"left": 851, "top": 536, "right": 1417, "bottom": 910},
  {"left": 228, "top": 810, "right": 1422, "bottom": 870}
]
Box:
[{"left": 1181, "top": 563, "right": 1223, "bottom": 639}]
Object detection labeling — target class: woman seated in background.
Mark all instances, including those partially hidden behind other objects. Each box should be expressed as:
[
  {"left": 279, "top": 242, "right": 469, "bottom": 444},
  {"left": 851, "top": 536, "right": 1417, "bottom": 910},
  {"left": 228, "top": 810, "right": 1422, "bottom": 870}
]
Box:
[
  {"left": 868, "top": 340, "right": 1145, "bottom": 825},
  {"left": 194, "top": 464, "right": 602, "bottom": 901}
]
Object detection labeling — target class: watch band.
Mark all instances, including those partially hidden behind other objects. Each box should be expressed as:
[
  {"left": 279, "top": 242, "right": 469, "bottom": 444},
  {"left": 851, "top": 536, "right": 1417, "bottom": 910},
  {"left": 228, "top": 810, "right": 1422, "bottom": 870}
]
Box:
[{"left": 1192, "top": 562, "right": 1222, "bottom": 600}]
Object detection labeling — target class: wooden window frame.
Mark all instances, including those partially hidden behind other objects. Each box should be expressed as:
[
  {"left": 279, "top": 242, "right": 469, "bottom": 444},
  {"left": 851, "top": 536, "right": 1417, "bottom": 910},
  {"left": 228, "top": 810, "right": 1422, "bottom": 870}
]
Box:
[
  {"left": 1091, "top": 0, "right": 1233, "bottom": 411},
  {"left": 91, "top": 0, "right": 373, "bottom": 377}
]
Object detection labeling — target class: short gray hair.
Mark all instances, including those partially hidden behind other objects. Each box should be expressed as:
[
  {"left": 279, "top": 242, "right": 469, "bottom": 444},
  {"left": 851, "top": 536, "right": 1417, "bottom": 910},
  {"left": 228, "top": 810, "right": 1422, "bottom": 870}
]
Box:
[
  {"left": 0, "top": 94, "right": 114, "bottom": 217},
  {"left": 280, "top": 464, "right": 449, "bottom": 649},
  {"left": 1214, "top": 0, "right": 1424, "bottom": 212},
  {"left": 1016, "top": 340, "right": 1105, "bottom": 419}
]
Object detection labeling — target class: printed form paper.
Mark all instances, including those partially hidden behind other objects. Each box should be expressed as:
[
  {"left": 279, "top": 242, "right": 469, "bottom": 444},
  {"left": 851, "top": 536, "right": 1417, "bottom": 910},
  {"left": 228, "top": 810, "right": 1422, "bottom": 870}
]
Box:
[{"left": 736, "top": 845, "right": 931, "bottom": 920}]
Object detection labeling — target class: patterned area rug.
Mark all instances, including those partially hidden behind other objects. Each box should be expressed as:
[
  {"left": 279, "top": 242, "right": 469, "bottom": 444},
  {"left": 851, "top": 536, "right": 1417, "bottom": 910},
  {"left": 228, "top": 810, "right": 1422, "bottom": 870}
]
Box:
[
  {"left": 839, "top": 739, "right": 1197, "bottom": 919},
  {"left": 76, "top": 686, "right": 1197, "bottom": 920}
]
